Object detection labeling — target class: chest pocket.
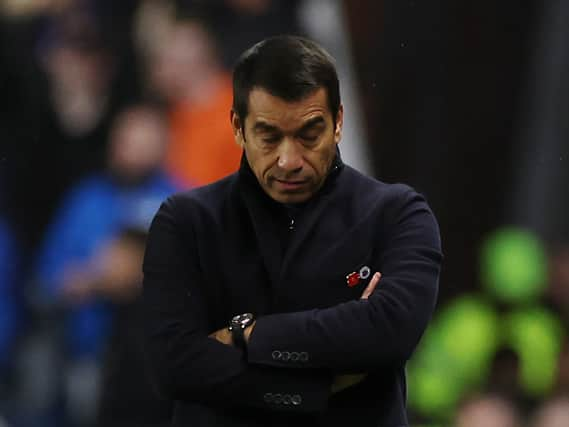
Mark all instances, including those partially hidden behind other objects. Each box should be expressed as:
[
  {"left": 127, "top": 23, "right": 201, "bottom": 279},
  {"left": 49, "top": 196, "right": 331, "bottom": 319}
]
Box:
[{"left": 276, "top": 238, "right": 378, "bottom": 312}]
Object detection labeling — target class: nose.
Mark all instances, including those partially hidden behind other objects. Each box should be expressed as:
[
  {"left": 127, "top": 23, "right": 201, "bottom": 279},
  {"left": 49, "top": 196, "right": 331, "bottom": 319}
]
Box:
[{"left": 277, "top": 139, "right": 303, "bottom": 172}]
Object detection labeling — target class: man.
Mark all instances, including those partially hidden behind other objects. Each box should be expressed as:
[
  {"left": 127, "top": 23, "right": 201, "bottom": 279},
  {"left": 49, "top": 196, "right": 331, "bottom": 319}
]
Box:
[{"left": 143, "top": 36, "right": 442, "bottom": 426}]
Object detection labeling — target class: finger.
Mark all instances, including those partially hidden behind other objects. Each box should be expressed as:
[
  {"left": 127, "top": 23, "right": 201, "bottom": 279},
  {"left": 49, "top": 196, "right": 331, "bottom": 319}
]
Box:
[{"left": 361, "top": 272, "right": 381, "bottom": 299}]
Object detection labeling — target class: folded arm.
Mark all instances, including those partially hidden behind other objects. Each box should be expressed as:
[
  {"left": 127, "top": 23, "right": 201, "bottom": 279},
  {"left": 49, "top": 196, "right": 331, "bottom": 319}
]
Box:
[{"left": 246, "top": 191, "right": 442, "bottom": 372}]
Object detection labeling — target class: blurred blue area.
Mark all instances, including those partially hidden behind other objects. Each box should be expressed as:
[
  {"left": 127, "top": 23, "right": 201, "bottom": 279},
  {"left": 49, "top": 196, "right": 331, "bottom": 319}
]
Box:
[{"left": 0, "top": 218, "right": 20, "bottom": 371}]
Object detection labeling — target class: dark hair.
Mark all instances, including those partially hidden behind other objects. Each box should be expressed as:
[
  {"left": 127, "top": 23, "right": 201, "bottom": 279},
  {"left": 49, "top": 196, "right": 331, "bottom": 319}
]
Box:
[{"left": 232, "top": 35, "right": 340, "bottom": 128}]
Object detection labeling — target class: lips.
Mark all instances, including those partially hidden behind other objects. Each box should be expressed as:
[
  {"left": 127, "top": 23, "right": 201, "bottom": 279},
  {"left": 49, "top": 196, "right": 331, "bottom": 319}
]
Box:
[{"left": 274, "top": 178, "right": 308, "bottom": 191}]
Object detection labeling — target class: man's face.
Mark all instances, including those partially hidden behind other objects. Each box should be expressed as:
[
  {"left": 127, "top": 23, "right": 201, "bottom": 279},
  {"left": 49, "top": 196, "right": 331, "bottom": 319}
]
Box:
[{"left": 231, "top": 87, "right": 343, "bottom": 204}]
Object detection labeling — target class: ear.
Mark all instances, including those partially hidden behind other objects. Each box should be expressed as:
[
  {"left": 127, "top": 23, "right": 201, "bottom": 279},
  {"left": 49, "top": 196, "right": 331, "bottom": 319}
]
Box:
[
  {"left": 334, "top": 104, "right": 344, "bottom": 145},
  {"left": 230, "top": 109, "right": 245, "bottom": 147}
]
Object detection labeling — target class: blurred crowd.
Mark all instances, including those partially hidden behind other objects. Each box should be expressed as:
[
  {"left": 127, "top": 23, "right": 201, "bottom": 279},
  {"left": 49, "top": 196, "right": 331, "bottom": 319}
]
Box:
[
  {"left": 407, "top": 227, "right": 569, "bottom": 427},
  {"left": 0, "top": 1, "right": 568, "bottom": 427},
  {"left": 0, "top": 1, "right": 304, "bottom": 425}
]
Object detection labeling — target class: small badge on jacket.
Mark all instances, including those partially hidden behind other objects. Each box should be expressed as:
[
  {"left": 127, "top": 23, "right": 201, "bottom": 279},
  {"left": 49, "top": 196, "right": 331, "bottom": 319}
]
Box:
[{"left": 346, "top": 265, "right": 371, "bottom": 287}]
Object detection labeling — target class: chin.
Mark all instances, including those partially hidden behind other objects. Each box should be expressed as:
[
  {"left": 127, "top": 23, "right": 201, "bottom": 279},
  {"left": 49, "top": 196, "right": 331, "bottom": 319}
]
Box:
[{"left": 274, "top": 192, "right": 311, "bottom": 204}]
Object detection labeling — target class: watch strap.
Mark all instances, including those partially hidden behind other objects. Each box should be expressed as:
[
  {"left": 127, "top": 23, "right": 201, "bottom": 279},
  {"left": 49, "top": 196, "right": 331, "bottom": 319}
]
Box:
[
  {"left": 231, "top": 325, "right": 246, "bottom": 350},
  {"left": 229, "top": 313, "right": 254, "bottom": 351}
]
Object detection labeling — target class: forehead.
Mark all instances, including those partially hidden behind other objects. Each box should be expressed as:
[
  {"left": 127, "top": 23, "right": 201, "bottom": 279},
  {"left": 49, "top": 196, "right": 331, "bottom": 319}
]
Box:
[{"left": 246, "top": 87, "right": 331, "bottom": 130}]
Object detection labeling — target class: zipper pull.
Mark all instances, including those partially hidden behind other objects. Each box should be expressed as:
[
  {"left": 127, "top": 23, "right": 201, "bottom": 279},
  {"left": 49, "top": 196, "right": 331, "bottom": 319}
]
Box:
[{"left": 288, "top": 217, "right": 295, "bottom": 231}]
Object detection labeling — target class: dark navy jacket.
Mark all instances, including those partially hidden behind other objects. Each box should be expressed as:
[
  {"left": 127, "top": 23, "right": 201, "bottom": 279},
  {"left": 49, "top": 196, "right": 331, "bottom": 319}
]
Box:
[{"left": 143, "top": 154, "right": 442, "bottom": 426}]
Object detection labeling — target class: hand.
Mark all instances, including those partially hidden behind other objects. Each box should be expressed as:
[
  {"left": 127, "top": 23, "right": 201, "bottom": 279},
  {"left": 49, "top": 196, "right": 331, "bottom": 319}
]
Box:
[
  {"left": 209, "top": 321, "right": 256, "bottom": 346},
  {"left": 360, "top": 272, "right": 381, "bottom": 299},
  {"left": 94, "top": 238, "right": 144, "bottom": 301},
  {"left": 209, "top": 327, "right": 233, "bottom": 345},
  {"left": 61, "top": 237, "right": 145, "bottom": 304}
]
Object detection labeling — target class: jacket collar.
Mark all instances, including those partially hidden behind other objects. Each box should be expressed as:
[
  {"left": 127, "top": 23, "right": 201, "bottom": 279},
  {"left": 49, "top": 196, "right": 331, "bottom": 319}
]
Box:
[{"left": 237, "top": 147, "right": 345, "bottom": 286}]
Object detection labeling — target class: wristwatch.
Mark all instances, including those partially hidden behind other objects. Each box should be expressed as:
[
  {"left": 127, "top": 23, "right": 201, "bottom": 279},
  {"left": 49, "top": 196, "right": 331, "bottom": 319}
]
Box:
[{"left": 228, "top": 313, "right": 255, "bottom": 350}]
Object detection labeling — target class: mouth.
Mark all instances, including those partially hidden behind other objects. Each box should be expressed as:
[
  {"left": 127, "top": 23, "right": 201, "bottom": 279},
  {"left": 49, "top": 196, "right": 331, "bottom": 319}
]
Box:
[{"left": 273, "top": 178, "right": 308, "bottom": 191}]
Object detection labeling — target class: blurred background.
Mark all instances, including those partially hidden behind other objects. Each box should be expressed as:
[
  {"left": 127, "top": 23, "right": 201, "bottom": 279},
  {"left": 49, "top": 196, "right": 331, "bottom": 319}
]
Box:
[{"left": 1, "top": 0, "right": 568, "bottom": 426}]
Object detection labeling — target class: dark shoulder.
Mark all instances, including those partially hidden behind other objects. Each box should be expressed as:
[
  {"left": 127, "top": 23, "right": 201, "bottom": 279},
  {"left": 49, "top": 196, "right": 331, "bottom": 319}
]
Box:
[
  {"left": 341, "top": 165, "right": 418, "bottom": 208},
  {"left": 341, "top": 166, "right": 440, "bottom": 245}
]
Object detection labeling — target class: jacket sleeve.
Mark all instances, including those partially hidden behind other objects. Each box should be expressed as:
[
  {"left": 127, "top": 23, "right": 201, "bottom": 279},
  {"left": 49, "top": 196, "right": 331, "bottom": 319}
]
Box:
[
  {"left": 247, "top": 189, "right": 442, "bottom": 372},
  {"left": 142, "top": 197, "right": 332, "bottom": 412}
]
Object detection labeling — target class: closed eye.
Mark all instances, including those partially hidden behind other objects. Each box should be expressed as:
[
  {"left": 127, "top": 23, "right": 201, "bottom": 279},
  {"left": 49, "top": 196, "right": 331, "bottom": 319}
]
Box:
[
  {"left": 296, "top": 117, "right": 325, "bottom": 143},
  {"left": 262, "top": 134, "right": 281, "bottom": 144},
  {"left": 298, "top": 133, "right": 319, "bottom": 143}
]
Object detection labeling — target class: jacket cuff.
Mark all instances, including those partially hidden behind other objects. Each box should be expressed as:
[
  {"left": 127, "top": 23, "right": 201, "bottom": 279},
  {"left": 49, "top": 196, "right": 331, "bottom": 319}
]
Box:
[
  {"left": 247, "top": 314, "right": 316, "bottom": 369},
  {"left": 241, "top": 367, "right": 332, "bottom": 412}
]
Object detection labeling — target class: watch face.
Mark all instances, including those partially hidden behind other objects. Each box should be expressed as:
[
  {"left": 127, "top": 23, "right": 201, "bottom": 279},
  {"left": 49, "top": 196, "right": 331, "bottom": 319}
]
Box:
[{"left": 232, "top": 313, "right": 254, "bottom": 328}]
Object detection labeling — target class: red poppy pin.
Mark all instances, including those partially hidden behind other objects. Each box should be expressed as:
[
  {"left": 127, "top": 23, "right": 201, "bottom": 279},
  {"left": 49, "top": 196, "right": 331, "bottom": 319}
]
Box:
[{"left": 346, "top": 266, "right": 371, "bottom": 287}]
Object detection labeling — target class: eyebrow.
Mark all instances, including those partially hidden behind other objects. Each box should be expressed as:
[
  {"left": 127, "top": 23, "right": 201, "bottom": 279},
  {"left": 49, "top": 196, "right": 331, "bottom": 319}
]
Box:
[
  {"left": 297, "top": 116, "right": 326, "bottom": 133},
  {"left": 253, "top": 121, "right": 280, "bottom": 134},
  {"left": 252, "top": 116, "right": 326, "bottom": 134}
]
